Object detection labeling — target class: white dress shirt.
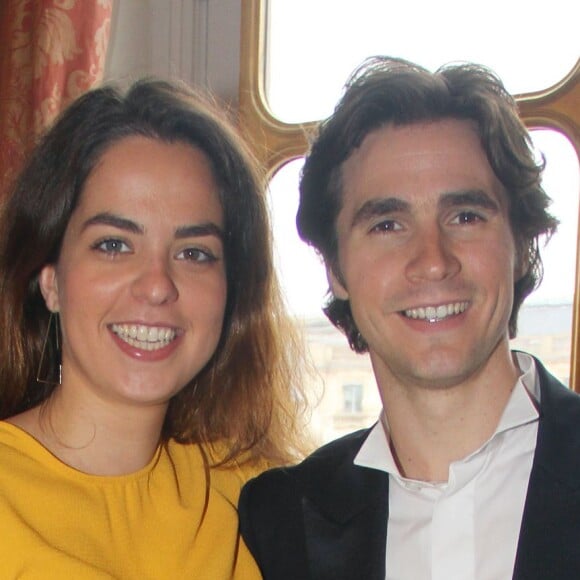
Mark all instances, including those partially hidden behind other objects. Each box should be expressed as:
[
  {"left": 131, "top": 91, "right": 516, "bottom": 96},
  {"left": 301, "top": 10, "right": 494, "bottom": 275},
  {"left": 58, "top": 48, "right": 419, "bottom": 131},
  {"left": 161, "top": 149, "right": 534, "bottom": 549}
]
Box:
[{"left": 355, "top": 352, "right": 540, "bottom": 580}]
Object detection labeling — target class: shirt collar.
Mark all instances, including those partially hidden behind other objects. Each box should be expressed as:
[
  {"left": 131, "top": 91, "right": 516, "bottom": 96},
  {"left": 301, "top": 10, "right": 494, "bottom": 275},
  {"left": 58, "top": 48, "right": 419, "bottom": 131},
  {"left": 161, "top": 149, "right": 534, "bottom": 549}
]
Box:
[{"left": 354, "top": 352, "right": 540, "bottom": 476}]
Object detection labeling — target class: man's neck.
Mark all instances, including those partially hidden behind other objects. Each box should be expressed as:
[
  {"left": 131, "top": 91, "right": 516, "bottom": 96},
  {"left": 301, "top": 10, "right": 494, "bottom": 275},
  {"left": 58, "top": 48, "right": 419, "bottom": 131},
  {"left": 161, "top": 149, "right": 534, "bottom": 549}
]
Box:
[{"left": 375, "top": 347, "right": 521, "bottom": 482}]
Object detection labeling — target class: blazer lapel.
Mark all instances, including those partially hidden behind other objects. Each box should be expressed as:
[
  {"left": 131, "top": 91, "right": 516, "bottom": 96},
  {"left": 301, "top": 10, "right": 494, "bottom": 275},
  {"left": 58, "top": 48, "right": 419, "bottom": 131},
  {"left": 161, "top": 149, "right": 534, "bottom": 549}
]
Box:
[
  {"left": 299, "top": 429, "right": 389, "bottom": 580},
  {"left": 513, "top": 361, "right": 580, "bottom": 579}
]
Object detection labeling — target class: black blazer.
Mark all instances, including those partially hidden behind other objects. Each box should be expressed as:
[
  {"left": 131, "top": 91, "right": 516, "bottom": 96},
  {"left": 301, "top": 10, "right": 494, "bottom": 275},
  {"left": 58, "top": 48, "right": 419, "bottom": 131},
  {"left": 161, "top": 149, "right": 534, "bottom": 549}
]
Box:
[{"left": 239, "top": 359, "right": 580, "bottom": 579}]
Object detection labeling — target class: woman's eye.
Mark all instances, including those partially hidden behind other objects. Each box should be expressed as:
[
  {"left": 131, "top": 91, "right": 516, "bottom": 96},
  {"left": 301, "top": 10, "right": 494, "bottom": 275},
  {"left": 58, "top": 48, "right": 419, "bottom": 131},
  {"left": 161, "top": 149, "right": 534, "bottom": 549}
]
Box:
[
  {"left": 176, "top": 247, "right": 217, "bottom": 263},
  {"left": 93, "top": 239, "right": 130, "bottom": 254},
  {"left": 451, "top": 211, "right": 485, "bottom": 225}
]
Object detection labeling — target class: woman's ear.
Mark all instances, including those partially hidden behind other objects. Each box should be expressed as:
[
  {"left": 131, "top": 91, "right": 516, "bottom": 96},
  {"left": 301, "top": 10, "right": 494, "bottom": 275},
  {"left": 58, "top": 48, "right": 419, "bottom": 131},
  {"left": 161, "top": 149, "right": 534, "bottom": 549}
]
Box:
[
  {"left": 326, "top": 263, "right": 349, "bottom": 301},
  {"left": 38, "top": 265, "right": 60, "bottom": 313}
]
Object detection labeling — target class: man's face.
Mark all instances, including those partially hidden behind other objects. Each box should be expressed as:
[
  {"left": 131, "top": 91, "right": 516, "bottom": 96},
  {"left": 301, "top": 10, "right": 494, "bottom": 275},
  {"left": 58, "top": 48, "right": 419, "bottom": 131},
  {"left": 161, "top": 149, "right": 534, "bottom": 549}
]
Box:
[{"left": 329, "top": 119, "right": 519, "bottom": 392}]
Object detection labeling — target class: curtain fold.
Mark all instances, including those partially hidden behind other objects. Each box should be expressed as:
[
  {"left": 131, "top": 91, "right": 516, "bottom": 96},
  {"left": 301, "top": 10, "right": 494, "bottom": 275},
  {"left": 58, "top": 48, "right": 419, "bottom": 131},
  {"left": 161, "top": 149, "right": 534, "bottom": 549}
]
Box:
[{"left": 0, "top": 0, "right": 113, "bottom": 197}]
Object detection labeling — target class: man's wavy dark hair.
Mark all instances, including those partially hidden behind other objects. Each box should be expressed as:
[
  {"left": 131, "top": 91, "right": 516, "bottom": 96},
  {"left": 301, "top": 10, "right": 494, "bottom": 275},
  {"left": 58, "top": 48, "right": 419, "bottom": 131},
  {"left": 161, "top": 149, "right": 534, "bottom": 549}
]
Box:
[{"left": 297, "top": 56, "right": 558, "bottom": 352}]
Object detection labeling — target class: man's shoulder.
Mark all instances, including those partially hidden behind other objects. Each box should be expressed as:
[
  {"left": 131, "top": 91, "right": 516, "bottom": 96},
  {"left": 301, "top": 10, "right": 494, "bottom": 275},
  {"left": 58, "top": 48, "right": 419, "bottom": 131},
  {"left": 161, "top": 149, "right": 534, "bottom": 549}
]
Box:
[
  {"left": 531, "top": 357, "right": 580, "bottom": 480},
  {"left": 239, "top": 428, "right": 389, "bottom": 579},
  {"left": 268, "top": 427, "right": 371, "bottom": 476},
  {"left": 303, "top": 427, "right": 374, "bottom": 464},
  {"left": 241, "top": 427, "right": 373, "bottom": 498},
  {"left": 535, "top": 356, "right": 580, "bottom": 417}
]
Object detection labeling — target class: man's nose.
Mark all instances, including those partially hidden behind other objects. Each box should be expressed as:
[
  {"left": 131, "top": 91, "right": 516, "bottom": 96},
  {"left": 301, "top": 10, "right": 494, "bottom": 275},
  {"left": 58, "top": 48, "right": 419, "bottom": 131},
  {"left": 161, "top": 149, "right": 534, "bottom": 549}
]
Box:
[{"left": 405, "top": 226, "right": 461, "bottom": 282}]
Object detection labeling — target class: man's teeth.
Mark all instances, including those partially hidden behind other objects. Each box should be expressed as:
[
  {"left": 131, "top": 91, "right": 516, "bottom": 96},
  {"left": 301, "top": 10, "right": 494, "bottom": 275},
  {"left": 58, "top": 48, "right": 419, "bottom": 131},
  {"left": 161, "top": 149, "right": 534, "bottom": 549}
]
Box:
[
  {"left": 111, "top": 324, "right": 177, "bottom": 350},
  {"left": 404, "top": 302, "right": 468, "bottom": 322}
]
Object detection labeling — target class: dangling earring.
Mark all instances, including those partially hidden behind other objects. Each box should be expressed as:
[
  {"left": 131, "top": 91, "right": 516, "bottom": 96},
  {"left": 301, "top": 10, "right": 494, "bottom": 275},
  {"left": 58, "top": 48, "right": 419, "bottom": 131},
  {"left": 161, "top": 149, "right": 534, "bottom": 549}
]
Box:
[{"left": 36, "top": 311, "right": 62, "bottom": 385}]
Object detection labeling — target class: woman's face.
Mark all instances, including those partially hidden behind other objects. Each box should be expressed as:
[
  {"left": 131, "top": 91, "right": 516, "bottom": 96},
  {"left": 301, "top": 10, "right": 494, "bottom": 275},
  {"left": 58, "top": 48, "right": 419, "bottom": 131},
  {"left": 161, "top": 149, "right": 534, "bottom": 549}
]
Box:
[{"left": 39, "top": 136, "right": 227, "bottom": 411}]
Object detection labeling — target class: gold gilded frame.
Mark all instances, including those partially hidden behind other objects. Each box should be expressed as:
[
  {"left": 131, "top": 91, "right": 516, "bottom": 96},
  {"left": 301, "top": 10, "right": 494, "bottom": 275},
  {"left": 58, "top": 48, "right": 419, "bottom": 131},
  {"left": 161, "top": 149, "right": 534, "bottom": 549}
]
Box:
[{"left": 238, "top": 0, "right": 580, "bottom": 388}]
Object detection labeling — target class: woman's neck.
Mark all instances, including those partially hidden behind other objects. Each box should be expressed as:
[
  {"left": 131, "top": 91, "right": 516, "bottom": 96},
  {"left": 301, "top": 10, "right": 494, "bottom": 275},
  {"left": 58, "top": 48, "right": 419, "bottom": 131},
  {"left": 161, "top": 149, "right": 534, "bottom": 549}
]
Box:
[{"left": 7, "top": 386, "right": 168, "bottom": 476}]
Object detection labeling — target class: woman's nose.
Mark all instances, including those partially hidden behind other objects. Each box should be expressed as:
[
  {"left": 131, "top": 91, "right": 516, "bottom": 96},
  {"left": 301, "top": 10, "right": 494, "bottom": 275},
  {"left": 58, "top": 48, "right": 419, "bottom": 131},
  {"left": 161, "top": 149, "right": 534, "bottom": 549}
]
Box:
[{"left": 131, "top": 259, "right": 179, "bottom": 305}]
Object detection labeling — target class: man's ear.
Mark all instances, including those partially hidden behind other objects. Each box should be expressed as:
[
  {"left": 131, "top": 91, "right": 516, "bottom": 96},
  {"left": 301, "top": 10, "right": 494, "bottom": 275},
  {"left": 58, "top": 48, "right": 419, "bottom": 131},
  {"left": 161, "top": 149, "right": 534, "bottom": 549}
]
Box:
[
  {"left": 38, "top": 265, "right": 60, "bottom": 313},
  {"left": 326, "top": 263, "right": 349, "bottom": 301}
]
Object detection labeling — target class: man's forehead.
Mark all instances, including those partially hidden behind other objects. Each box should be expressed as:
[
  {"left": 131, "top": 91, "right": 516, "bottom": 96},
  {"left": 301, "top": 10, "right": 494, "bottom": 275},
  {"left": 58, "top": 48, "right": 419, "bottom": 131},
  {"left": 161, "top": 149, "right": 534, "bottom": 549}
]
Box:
[
  {"left": 344, "top": 119, "right": 481, "bottom": 164},
  {"left": 338, "top": 119, "right": 508, "bottom": 203}
]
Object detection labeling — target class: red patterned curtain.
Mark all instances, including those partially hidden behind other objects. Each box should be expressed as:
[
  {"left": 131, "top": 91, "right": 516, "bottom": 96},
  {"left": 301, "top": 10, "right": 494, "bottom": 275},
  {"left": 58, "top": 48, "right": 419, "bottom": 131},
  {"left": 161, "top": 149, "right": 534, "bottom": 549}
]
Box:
[{"left": 0, "top": 0, "right": 113, "bottom": 197}]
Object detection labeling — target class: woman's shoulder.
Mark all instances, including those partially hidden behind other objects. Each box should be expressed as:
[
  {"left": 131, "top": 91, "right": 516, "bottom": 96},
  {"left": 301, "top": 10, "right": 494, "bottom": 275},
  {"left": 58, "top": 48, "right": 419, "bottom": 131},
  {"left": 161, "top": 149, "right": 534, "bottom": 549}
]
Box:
[
  {"left": 0, "top": 418, "right": 44, "bottom": 460},
  {"left": 164, "top": 439, "right": 267, "bottom": 498}
]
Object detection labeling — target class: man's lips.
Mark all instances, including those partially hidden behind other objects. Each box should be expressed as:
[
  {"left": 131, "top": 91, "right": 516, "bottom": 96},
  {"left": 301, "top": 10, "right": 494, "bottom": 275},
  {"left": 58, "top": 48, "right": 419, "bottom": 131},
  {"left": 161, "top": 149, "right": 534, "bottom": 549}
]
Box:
[{"left": 402, "top": 301, "right": 469, "bottom": 322}]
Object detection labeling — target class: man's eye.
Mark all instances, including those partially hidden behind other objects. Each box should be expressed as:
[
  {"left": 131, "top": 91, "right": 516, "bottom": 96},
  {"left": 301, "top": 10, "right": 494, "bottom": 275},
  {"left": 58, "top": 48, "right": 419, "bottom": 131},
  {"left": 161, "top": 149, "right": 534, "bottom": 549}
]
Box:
[
  {"left": 451, "top": 211, "right": 485, "bottom": 225},
  {"left": 370, "top": 220, "right": 402, "bottom": 233},
  {"left": 176, "top": 247, "right": 217, "bottom": 263},
  {"left": 93, "top": 239, "right": 130, "bottom": 254}
]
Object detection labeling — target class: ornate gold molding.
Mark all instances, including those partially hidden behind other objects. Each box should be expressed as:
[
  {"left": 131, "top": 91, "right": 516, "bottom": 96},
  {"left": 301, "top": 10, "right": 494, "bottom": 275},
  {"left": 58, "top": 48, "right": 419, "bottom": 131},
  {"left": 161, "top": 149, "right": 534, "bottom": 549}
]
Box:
[
  {"left": 517, "top": 59, "right": 580, "bottom": 388},
  {"left": 239, "top": 0, "right": 315, "bottom": 175},
  {"left": 517, "top": 59, "right": 579, "bottom": 147}
]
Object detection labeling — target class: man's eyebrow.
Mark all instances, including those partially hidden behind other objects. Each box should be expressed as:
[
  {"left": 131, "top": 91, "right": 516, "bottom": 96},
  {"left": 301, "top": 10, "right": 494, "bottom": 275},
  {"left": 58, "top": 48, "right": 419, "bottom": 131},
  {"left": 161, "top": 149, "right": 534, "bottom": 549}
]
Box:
[
  {"left": 439, "top": 189, "right": 500, "bottom": 211},
  {"left": 351, "top": 197, "right": 410, "bottom": 228},
  {"left": 81, "top": 212, "right": 143, "bottom": 234},
  {"left": 175, "top": 223, "right": 224, "bottom": 241}
]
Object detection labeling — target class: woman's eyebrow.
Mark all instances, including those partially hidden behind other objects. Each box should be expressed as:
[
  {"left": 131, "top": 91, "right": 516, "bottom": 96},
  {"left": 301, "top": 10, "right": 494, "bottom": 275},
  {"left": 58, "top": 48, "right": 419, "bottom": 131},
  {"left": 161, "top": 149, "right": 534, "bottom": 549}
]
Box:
[
  {"left": 80, "top": 213, "right": 224, "bottom": 241},
  {"left": 175, "top": 223, "right": 224, "bottom": 240},
  {"left": 81, "top": 212, "right": 143, "bottom": 234}
]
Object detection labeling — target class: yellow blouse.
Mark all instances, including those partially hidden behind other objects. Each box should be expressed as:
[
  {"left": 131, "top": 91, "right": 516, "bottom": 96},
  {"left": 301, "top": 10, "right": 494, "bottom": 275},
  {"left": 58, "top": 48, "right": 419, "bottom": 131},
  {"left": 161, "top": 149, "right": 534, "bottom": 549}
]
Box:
[{"left": 0, "top": 421, "right": 262, "bottom": 579}]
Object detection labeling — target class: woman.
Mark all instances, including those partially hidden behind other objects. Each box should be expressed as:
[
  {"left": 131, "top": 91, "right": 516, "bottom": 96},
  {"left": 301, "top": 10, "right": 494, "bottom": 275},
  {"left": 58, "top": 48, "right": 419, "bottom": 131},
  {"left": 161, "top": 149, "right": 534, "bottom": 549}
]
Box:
[{"left": 0, "top": 79, "right": 306, "bottom": 578}]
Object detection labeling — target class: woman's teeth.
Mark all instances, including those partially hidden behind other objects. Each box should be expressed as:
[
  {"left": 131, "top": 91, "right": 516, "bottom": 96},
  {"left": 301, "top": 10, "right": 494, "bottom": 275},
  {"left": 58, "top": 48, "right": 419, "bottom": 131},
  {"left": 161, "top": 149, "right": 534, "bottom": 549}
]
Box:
[
  {"left": 111, "top": 324, "right": 177, "bottom": 350},
  {"left": 404, "top": 302, "right": 468, "bottom": 322}
]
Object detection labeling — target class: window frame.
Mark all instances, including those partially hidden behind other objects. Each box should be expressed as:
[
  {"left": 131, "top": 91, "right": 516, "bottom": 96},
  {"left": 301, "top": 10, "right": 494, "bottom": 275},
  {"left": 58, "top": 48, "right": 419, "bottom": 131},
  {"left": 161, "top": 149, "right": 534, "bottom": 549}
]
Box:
[{"left": 238, "top": 0, "right": 580, "bottom": 389}]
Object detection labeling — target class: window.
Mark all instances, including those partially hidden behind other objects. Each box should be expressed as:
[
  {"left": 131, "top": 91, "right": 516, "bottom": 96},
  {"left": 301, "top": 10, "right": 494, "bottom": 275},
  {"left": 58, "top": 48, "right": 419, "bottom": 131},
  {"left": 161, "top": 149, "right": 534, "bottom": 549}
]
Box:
[
  {"left": 239, "top": 0, "right": 580, "bottom": 392},
  {"left": 343, "top": 383, "right": 363, "bottom": 414},
  {"left": 264, "top": 0, "right": 578, "bottom": 123}
]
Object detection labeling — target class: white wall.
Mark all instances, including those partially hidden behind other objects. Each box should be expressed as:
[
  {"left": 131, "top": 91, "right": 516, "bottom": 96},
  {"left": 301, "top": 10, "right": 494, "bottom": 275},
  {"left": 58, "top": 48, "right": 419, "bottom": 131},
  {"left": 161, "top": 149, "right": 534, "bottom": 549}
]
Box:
[{"left": 105, "top": 0, "right": 241, "bottom": 107}]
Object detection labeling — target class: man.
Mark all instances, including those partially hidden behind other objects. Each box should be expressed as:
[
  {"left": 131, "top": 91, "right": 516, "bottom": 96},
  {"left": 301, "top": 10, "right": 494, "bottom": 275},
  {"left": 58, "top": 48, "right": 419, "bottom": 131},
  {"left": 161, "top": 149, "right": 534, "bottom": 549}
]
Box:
[{"left": 239, "top": 57, "right": 580, "bottom": 579}]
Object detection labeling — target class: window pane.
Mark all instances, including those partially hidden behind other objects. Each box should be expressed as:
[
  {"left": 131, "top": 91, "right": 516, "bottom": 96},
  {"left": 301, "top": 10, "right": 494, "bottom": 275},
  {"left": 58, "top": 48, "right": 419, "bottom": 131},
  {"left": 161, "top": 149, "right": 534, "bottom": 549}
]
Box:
[
  {"left": 268, "top": 160, "right": 376, "bottom": 443},
  {"left": 510, "top": 130, "right": 579, "bottom": 385},
  {"left": 268, "top": 129, "right": 579, "bottom": 441},
  {"left": 265, "top": 0, "right": 578, "bottom": 122},
  {"left": 343, "top": 384, "right": 363, "bottom": 413},
  {"left": 268, "top": 160, "right": 327, "bottom": 318}
]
